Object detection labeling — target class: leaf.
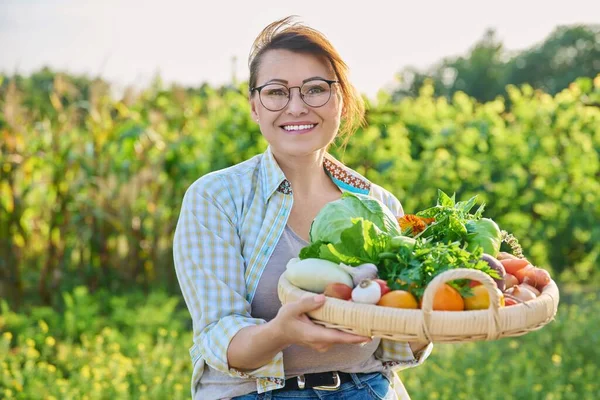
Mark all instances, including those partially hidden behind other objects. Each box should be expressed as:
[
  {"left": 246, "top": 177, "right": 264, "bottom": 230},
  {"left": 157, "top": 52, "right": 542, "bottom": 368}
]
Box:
[
  {"left": 298, "top": 241, "right": 325, "bottom": 260},
  {"left": 473, "top": 203, "right": 486, "bottom": 218},
  {"left": 437, "top": 189, "right": 455, "bottom": 207},
  {"left": 313, "top": 218, "right": 390, "bottom": 266},
  {"left": 455, "top": 195, "right": 479, "bottom": 214},
  {"left": 447, "top": 215, "right": 468, "bottom": 240}
]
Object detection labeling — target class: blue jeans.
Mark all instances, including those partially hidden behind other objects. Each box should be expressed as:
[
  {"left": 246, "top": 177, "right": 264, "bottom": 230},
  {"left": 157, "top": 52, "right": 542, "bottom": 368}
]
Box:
[{"left": 232, "top": 372, "right": 395, "bottom": 399}]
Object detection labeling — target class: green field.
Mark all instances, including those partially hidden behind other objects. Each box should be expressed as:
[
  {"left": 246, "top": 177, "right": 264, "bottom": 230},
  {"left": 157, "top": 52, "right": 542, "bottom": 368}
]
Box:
[{"left": 1, "top": 286, "right": 598, "bottom": 399}]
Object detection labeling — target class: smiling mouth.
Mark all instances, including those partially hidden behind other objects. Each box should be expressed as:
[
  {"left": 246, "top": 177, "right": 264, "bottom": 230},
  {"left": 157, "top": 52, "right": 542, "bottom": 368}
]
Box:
[{"left": 280, "top": 123, "right": 317, "bottom": 133}]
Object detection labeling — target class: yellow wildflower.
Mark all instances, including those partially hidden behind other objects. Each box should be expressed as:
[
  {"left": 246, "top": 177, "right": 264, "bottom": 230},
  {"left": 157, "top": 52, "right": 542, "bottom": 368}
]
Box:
[
  {"left": 27, "top": 348, "right": 40, "bottom": 359},
  {"left": 12, "top": 380, "right": 23, "bottom": 392},
  {"left": 81, "top": 365, "right": 91, "bottom": 379},
  {"left": 38, "top": 320, "right": 49, "bottom": 334},
  {"left": 552, "top": 354, "right": 562, "bottom": 366}
]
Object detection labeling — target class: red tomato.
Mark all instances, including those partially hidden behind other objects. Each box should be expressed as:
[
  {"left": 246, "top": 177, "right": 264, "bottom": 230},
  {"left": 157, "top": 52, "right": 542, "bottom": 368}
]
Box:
[
  {"left": 468, "top": 280, "right": 482, "bottom": 288},
  {"left": 373, "top": 279, "right": 391, "bottom": 296}
]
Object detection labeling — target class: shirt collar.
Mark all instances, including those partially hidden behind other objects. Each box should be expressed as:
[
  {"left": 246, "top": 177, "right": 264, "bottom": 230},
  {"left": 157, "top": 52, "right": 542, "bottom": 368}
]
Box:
[{"left": 260, "top": 146, "right": 371, "bottom": 201}]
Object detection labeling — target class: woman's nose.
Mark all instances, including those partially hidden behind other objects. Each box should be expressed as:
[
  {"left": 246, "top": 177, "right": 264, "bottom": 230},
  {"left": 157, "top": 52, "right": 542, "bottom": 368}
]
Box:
[{"left": 285, "top": 87, "right": 308, "bottom": 115}]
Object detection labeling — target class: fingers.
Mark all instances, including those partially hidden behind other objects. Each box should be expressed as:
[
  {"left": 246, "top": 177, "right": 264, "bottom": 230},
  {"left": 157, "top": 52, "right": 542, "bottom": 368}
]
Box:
[
  {"left": 318, "top": 327, "right": 372, "bottom": 345},
  {"left": 276, "top": 295, "right": 373, "bottom": 351},
  {"left": 286, "top": 294, "right": 326, "bottom": 316},
  {"left": 301, "top": 322, "right": 372, "bottom": 347}
]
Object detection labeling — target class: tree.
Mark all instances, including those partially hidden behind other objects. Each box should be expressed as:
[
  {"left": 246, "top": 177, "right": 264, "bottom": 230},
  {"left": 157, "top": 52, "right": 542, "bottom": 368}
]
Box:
[{"left": 392, "top": 24, "right": 600, "bottom": 103}]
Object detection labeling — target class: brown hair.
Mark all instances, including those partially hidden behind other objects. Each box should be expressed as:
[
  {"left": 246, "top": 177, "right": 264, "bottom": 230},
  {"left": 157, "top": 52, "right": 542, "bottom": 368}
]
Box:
[{"left": 248, "top": 16, "right": 366, "bottom": 145}]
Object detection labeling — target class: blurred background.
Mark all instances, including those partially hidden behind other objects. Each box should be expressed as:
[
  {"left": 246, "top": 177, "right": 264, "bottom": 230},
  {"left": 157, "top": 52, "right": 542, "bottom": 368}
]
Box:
[{"left": 1, "top": 1, "right": 599, "bottom": 399}]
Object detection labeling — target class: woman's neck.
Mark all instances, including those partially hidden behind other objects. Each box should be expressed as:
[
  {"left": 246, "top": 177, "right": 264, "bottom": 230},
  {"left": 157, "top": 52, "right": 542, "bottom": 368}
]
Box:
[{"left": 273, "top": 149, "right": 337, "bottom": 197}]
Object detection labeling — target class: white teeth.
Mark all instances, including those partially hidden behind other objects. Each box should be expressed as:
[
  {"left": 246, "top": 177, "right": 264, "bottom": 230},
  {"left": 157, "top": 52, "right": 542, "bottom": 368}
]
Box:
[{"left": 283, "top": 124, "right": 315, "bottom": 131}]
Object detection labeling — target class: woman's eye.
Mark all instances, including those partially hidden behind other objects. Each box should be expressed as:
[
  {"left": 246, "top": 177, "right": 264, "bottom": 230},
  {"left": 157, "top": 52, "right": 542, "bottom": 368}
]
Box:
[
  {"left": 305, "top": 85, "right": 326, "bottom": 95},
  {"left": 266, "top": 89, "right": 287, "bottom": 96}
]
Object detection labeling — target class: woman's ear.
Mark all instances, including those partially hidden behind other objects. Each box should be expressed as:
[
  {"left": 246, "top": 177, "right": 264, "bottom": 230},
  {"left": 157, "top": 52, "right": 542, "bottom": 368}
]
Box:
[{"left": 250, "top": 96, "right": 260, "bottom": 123}]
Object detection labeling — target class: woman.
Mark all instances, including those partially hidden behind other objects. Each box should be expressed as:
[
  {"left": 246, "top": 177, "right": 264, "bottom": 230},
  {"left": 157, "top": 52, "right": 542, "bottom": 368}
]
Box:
[{"left": 173, "top": 16, "right": 433, "bottom": 400}]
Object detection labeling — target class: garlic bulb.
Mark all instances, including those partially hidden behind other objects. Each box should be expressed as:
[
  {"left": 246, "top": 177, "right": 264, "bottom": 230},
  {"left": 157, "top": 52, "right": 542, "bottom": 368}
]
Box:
[
  {"left": 338, "top": 263, "right": 379, "bottom": 286},
  {"left": 351, "top": 279, "right": 381, "bottom": 304}
]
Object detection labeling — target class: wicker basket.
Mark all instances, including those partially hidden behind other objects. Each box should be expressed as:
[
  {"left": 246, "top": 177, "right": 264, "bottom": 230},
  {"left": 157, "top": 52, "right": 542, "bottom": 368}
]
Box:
[{"left": 278, "top": 268, "right": 559, "bottom": 343}]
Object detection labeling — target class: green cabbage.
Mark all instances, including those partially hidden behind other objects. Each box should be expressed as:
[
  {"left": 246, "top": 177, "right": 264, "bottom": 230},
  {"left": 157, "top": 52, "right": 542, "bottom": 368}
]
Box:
[{"left": 309, "top": 192, "right": 401, "bottom": 243}]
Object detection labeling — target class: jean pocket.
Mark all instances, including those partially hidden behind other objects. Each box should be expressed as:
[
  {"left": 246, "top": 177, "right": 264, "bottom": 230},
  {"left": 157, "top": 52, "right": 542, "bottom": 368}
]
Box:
[{"left": 364, "top": 373, "right": 396, "bottom": 400}]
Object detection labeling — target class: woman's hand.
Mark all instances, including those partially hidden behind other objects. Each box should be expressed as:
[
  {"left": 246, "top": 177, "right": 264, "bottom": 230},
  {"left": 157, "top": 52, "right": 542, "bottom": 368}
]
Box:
[{"left": 271, "top": 294, "right": 372, "bottom": 352}]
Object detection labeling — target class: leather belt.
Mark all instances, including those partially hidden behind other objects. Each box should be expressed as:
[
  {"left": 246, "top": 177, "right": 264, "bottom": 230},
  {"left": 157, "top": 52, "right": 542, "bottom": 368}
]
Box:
[{"left": 277, "top": 371, "right": 354, "bottom": 391}]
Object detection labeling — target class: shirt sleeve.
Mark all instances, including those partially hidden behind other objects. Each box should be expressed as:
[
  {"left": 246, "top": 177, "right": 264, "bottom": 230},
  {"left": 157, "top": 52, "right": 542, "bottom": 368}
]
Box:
[
  {"left": 375, "top": 340, "right": 434, "bottom": 372},
  {"left": 173, "top": 178, "right": 285, "bottom": 390}
]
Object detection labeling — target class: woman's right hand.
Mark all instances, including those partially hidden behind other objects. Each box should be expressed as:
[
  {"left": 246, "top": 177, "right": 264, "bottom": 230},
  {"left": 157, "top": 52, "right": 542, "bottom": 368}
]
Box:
[{"left": 271, "top": 294, "right": 372, "bottom": 353}]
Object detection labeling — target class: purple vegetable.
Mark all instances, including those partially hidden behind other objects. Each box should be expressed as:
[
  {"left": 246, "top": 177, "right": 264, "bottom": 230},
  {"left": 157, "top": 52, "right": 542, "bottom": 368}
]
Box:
[{"left": 481, "top": 253, "right": 506, "bottom": 291}]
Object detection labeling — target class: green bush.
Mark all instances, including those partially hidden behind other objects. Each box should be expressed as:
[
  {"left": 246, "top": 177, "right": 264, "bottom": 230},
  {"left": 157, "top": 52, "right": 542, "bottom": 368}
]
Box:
[
  {"left": 0, "top": 288, "right": 192, "bottom": 400},
  {"left": 0, "top": 71, "right": 599, "bottom": 306},
  {"left": 0, "top": 287, "right": 598, "bottom": 399}
]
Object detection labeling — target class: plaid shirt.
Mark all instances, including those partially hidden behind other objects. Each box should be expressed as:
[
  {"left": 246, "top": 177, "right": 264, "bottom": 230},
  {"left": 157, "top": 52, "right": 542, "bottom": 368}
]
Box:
[{"left": 173, "top": 146, "right": 433, "bottom": 397}]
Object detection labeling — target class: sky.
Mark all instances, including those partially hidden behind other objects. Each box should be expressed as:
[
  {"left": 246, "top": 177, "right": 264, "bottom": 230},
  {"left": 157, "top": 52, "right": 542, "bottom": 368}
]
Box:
[{"left": 1, "top": 0, "right": 599, "bottom": 99}]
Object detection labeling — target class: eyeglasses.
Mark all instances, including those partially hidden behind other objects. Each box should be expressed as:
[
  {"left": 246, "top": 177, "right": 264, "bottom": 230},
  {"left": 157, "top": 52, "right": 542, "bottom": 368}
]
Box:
[{"left": 250, "top": 78, "right": 339, "bottom": 111}]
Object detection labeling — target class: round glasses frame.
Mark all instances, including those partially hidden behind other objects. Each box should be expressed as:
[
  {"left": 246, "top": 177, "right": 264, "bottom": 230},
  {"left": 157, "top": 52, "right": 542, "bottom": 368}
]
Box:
[{"left": 250, "top": 78, "right": 339, "bottom": 111}]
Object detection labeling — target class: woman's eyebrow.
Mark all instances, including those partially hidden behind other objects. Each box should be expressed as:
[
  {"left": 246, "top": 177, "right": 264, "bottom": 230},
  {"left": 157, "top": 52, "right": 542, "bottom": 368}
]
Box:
[
  {"left": 302, "top": 76, "right": 326, "bottom": 83},
  {"left": 264, "top": 78, "right": 288, "bottom": 85},
  {"left": 262, "top": 76, "right": 328, "bottom": 85}
]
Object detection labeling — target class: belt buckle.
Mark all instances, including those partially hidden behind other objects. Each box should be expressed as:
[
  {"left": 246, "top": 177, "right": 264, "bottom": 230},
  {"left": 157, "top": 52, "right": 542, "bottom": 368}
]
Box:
[{"left": 313, "top": 372, "right": 341, "bottom": 391}]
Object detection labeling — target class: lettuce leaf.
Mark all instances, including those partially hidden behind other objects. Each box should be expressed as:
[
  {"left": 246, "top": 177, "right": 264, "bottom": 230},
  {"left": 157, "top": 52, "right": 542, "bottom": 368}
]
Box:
[
  {"left": 299, "top": 218, "right": 390, "bottom": 266},
  {"left": 309, "top": 192, "right": 401, "bottom": 244}
]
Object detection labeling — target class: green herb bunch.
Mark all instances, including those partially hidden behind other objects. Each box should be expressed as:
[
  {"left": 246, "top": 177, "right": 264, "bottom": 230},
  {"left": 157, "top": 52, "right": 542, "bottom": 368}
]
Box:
[{"left": 379, "top": 239, "right": 499, "bottom": 300}]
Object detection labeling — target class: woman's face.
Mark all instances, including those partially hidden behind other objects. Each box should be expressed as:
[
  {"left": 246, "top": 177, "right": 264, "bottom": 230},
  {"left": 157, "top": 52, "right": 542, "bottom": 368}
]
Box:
[{"left": 250, "top": 49, "right": 343, "bottom": 159}]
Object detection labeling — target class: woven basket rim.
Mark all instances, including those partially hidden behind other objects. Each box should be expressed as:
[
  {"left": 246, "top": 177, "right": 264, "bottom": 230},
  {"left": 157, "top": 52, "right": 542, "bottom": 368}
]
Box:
[{"left": 278, "top": 268, "right": 560, "bottom": 343}]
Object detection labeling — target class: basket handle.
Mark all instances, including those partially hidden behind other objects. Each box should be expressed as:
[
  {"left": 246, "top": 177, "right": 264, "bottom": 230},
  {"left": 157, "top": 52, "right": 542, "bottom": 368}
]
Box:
[{"left": 419, "top": 268, "right": 502, "bottom": 342}]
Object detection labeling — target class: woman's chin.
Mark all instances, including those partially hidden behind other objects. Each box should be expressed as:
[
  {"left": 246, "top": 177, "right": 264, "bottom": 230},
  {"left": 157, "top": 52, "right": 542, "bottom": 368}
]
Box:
[{"left": 272, "top": 141, "right": 329, "bottom": 159}]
